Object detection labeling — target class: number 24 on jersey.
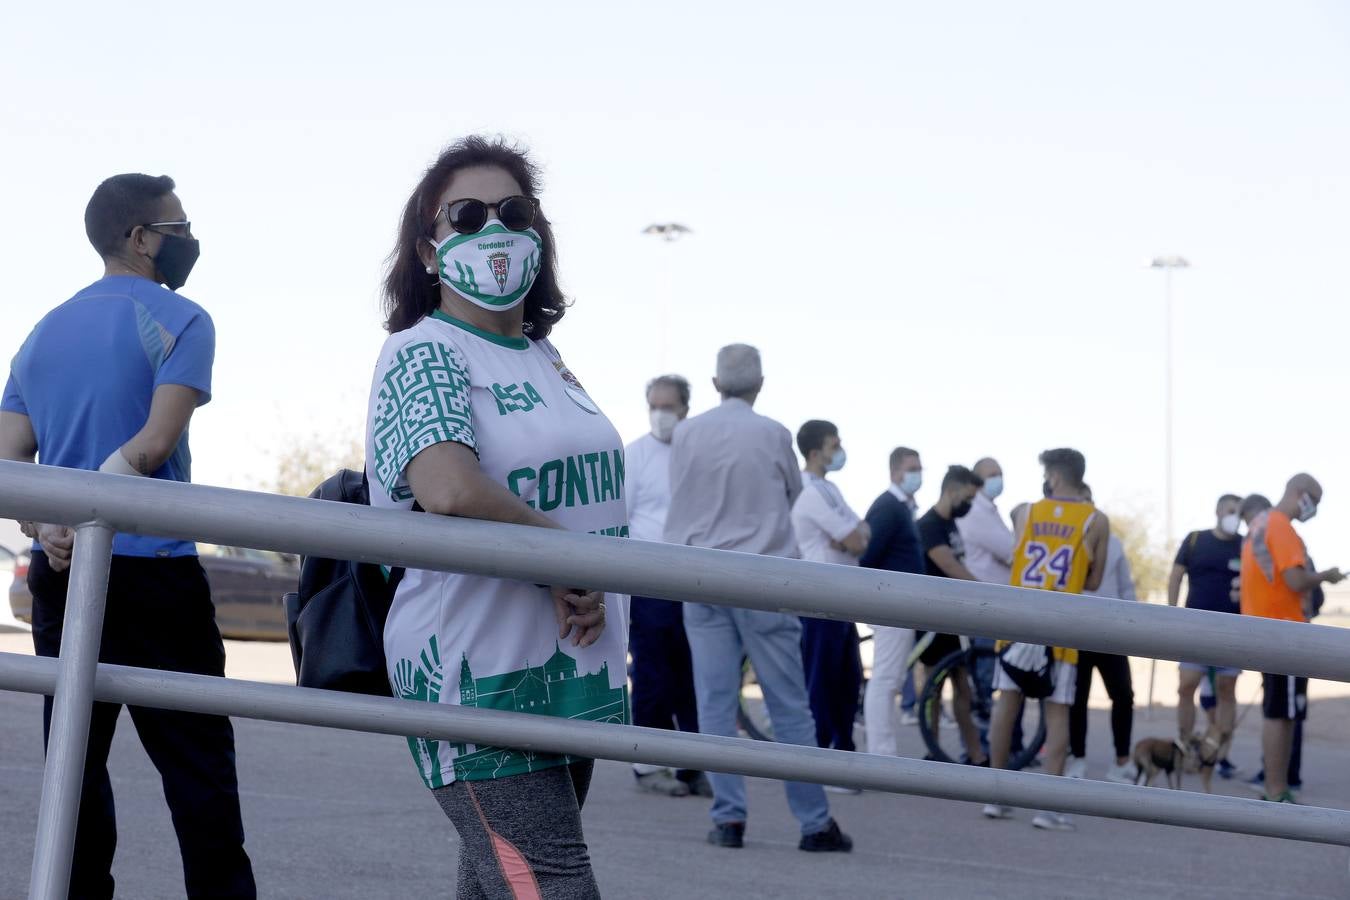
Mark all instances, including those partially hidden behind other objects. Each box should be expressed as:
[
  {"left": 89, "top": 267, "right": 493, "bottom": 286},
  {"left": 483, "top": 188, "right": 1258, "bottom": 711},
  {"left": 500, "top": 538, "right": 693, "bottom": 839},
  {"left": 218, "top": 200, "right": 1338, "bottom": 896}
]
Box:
[{"left": 1021, "top": 542, "right": 1074, "bottom": 590}]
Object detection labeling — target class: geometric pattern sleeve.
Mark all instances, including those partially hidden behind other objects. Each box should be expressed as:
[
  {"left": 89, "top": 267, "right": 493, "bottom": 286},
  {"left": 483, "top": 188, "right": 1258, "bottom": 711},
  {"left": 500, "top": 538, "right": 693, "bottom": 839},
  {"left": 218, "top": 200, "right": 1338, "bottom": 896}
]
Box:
[{"left": 370, "top": 341, "right": 475, "bottom": 502}]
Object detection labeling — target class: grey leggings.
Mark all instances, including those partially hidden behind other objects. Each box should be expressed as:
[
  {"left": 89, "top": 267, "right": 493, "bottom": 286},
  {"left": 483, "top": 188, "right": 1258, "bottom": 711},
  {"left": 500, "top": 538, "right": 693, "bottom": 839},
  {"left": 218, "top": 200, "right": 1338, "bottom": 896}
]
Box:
[{"left": 433, "top": 759, "right": 598, "bottom": 899}]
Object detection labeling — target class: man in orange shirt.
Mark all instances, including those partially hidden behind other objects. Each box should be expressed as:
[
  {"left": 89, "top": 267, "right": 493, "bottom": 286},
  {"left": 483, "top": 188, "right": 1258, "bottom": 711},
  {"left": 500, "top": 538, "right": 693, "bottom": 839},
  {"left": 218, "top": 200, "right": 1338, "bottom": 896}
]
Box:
[{"left": 1240, "top": 474, "right": 1344, "bottom": 802}]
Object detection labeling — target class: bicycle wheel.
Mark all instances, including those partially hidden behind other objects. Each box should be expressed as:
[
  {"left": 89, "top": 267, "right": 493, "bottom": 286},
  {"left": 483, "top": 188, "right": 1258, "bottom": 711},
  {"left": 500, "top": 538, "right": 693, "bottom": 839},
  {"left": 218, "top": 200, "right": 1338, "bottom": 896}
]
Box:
[
  {"left": 967, "top": 643, "right": 1047, "bottom": 770},
  {"left": 737, "top": 655, "right": 775, "bottom": 741},
  {"left": 916, "top": 648, "right": 970, "bottom": 764},
  {"left": 919, "top": 648, "right": 1048, "bottom": 770}
]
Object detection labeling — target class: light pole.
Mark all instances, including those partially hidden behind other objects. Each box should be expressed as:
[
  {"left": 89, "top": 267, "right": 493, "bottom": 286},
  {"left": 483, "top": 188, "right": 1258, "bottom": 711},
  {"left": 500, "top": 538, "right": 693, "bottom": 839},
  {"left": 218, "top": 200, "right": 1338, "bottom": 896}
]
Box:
[
  {"left": 1147, "top": 254, "right": 1189, "bottom": 714},
  {"left": 642, "top": 223, "right": 693, "bottom": 372}
]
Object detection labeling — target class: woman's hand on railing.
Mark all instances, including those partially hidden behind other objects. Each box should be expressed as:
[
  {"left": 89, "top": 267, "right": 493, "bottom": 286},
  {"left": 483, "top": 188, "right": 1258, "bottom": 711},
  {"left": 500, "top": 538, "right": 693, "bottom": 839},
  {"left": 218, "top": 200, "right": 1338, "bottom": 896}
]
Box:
[{"left": 550, "top": 586, "right": 607, "bottom": 648}]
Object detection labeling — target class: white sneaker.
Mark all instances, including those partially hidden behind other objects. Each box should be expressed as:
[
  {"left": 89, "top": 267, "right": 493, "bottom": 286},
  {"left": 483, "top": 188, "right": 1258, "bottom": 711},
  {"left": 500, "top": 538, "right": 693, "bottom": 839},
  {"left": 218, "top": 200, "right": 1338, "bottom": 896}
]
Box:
[
  {"left": 1032, "top": 812, "right": 1076, "bottom": 832},
  {"left": 982, "top": 804, "right": 1014, "bottom": 819},
  {"left": 900, "top": 711, "right": 919, "bottom": 726},
  {"left": 1064, "top": 756, "right": 1088, "bottom": 779},
  {"left": 634, "top": 770, "right": 690, "bottom": 797},
  {"left": 1104, "top": 761, "right": 1138, "bottom": 785},
  {"left": 825, "top": 785, "right": 863, "bottom": 795}
]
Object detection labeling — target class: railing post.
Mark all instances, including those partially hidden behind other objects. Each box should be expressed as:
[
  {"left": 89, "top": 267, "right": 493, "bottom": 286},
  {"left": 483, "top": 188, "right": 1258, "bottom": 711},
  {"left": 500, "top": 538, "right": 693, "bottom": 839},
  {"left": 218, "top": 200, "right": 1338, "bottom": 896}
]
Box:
[{"left": 29, "top": 523, "right": 114, "bottom": 900}]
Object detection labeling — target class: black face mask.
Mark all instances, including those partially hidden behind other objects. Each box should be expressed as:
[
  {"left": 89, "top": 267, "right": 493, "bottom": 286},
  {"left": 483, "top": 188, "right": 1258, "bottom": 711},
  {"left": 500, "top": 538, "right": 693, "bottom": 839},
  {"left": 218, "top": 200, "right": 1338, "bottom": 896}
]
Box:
[
  {"left": 155, "top": 234, "right": 200, "bottom": 290},
  {"left": 952, "top": 500, "right": 973, "bottom": 519},
  {"left": 1042, "top": 480, "right": 1053, "bottom": 498}
]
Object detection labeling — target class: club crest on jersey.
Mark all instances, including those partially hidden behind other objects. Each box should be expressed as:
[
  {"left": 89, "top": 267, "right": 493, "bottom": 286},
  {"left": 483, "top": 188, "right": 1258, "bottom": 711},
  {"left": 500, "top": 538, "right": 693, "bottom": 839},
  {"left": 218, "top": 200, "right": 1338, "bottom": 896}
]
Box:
[
  {"left": 487, "top": 252, "right": 510, "bottom": 293},
  {"left": 553, "top": 360, "right": 599, "bottom": 415}
]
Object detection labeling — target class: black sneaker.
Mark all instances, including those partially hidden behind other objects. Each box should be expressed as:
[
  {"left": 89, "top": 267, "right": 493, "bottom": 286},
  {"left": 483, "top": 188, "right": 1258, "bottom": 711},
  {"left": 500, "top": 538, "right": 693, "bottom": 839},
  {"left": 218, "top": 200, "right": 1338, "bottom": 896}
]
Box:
[
  {"left": 708, "top": 822, "right": 745, "bottom": 848},
  {"left": 799, "top": 819, "right": 853, "bottom": 853}
]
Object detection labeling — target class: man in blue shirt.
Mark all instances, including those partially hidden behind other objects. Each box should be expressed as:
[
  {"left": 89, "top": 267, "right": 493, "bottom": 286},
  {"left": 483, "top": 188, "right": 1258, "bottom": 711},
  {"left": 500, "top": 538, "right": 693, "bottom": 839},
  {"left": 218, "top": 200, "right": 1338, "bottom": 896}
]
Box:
[
  {"left": 0, "top": 174, "right": 256, "bottom": 898},
  {"left": 859, "top": 446, "right": 925, "bottom": 756}
]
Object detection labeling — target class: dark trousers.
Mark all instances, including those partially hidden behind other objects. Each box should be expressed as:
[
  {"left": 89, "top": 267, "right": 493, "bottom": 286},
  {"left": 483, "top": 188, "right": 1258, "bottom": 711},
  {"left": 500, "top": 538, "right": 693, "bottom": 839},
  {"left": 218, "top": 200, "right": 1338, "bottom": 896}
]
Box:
[
  {"left": 1069, "top": 651, "right": 1134, "bottom": 760},
  {"left": 30, "top": 552, "right": 256, "bottom": 900},
  {"left": 629, "top": 596, "right": 700, "bottom": 776},
  {"left": 799, "top": 618, "right": 862, "bottom": 752},
  {"left": 1290, "top": 718, "right": 1304, "bottom": 785}
]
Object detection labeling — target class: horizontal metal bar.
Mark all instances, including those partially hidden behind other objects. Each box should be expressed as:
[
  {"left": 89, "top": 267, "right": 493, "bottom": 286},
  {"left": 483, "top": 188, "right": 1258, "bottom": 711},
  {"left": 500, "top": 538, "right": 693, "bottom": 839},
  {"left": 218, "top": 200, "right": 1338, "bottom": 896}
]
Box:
[
  {"left": 0, "top": 651, "right": 1344, "bottom": 846},
  {"left": 1, "top": 461, "right": 1347, "bottom": 681}
]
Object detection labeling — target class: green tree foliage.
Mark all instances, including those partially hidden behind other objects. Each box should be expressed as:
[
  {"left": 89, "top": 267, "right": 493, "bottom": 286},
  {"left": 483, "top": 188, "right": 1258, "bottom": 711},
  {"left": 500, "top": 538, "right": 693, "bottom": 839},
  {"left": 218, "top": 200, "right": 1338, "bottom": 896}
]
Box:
[
  {"left": 1109, "top": 507, "right": 1171, "bottom": 601},
  {"left": 273, "top": 429, "right": 363, "bottom": 498}
]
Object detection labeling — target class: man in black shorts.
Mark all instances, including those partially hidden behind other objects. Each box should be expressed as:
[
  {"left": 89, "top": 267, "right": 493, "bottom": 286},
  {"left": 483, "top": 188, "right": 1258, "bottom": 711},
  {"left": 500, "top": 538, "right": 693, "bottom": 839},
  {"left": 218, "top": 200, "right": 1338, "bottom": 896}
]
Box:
[
  {"left": 1167, "top": 494, "right": 1244, "bottom": 771},
  {"left": 914, "top": 465, "right": 988, "bottom": 765}
]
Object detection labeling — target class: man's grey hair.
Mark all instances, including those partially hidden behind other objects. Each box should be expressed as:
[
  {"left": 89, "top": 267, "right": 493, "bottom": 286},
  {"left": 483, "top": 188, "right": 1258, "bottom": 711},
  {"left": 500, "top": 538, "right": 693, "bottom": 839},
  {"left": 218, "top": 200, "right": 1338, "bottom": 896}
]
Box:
[
  {"left": 645, "top": 374, "right": 691, "bottom": 407},
  {"left": 716, "top": 344, "right": 762, "bottom": 397}
]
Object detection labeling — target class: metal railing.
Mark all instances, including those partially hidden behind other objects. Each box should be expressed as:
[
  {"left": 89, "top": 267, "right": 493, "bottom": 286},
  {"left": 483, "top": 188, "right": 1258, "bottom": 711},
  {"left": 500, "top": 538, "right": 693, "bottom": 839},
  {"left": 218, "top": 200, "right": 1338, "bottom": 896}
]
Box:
[{"left": 1, "top": 460, "right": 1348, "bottom": 898}]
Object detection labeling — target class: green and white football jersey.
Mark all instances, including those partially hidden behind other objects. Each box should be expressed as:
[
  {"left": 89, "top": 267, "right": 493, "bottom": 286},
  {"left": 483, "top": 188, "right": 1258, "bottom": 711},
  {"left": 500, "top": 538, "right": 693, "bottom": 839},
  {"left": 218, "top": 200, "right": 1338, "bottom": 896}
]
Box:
[{"left": 365, "top": 310, "right": 631, "bottom": 788}]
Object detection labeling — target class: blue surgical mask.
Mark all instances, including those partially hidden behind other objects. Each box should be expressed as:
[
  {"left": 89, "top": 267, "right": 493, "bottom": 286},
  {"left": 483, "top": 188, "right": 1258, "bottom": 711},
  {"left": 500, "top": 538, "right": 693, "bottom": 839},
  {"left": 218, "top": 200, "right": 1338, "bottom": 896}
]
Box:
[
  {"left": 982, "top": 476, "right": 1004, "bottom": 500},
  {"left": 1297, "top": 493, "right": 1318, "bottom": 523},
  {"left": 900, "top": 470, "right": 922, "bottom": 496},
  {"left": 826, "top": 447, "right": 847, "bottom": 472}
]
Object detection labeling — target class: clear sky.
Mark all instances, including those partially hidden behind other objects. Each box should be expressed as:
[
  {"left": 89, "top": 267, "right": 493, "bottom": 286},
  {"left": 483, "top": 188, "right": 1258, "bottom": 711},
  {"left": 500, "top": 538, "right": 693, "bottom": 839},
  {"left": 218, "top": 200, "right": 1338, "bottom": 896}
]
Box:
[{"left": 1, "top": 1, "right": 1347, "bottom": 565}]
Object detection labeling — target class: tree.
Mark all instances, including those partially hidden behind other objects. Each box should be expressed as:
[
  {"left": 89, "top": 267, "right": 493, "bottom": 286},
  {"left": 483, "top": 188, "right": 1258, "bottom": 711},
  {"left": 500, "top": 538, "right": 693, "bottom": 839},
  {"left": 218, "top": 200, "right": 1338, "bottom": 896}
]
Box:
[
  {"left": 272, "top": 429, "right": 363, "bottom": 498},
  {"left": 1108, "top": 507, "right": 1171, "bottom": 602}
]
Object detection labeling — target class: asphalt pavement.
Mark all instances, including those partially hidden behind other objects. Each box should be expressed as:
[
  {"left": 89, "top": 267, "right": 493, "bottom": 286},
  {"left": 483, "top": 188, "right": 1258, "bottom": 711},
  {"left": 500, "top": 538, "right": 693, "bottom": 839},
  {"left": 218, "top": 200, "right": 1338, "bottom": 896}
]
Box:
[{"left": 1, "top": 634, "right": 1349, "bottom": 898}]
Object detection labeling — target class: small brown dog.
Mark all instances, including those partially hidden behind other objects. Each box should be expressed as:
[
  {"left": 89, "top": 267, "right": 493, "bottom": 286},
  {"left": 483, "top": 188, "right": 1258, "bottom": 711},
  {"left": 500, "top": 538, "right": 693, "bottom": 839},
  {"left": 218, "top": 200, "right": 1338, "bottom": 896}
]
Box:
[
  {"left": 1133, "top": 738, "right": 1189, "bottom": 789},
  {"left": 1184, "top": 728, "right": 1229, "bottom": 794}
]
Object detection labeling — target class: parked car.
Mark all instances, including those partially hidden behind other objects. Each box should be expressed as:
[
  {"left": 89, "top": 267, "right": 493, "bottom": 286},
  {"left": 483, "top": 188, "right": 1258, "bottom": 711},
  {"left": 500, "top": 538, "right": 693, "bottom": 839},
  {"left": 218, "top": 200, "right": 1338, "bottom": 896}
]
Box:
[
  {"left": 6, "top": 548, "right": 29, "bottom": 626},
  {"left": 8, "top": 543, "right": 297, "bottom": 641}
]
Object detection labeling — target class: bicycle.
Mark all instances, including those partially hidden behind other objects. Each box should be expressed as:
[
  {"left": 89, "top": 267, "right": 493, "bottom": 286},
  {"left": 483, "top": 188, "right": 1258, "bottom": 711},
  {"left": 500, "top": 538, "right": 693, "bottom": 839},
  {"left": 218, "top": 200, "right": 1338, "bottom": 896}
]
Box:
[{"left": 917, "top": 643, "right": 1046, "bottom": 770}]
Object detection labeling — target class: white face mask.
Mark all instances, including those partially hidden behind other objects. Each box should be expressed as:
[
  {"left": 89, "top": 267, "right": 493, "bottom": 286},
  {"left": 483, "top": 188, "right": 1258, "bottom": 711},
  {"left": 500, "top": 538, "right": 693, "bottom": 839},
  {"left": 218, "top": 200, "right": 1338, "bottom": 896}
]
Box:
[
  {"left": 650, "top": 409, "right": 679, "bottom": 443},
  {"left": 429, "top": 220, "right": 543, "bottom": 311},
  {"left": 1297, "top": 493, "right": 1318, "bottom": 522},
  {"left": 825, "top": 447, "right": 847, "bottom": 472},
  {"left": 982, "top": 475, "right": 1004, "bottom": 500},
  {"left": 1219, "top": 513, "right": 1241, "bottom": 536},
  {"left": 900, "top": 470, "right": 922, "bottom": 496}
]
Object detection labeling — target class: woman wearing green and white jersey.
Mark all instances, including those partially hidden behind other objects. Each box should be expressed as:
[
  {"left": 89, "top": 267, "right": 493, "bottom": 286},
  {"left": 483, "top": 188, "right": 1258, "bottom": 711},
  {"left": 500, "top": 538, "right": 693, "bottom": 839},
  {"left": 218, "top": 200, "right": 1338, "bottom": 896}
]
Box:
[{"left": 366, "top": 136, "right": 629, "bottom": 899}]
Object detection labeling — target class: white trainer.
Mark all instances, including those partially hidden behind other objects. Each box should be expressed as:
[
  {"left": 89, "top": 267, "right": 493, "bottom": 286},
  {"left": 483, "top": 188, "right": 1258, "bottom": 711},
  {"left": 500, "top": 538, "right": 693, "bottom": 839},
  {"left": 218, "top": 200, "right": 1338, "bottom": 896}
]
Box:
[
  {"left": 1032, "top": 812, "right": 1076, "bottom": 832},
  {"left": 1104, "top": 761, "right": 1139, "bottom": 784},
  {"left": 1064, "top": 756, "right": 1089, "bottom": 779},
  {"left": 982, "top": 804, "right": 1014, "bottom": 819},
  {"left": 900, "top": 710, "right": 920, "bottom": 726}
]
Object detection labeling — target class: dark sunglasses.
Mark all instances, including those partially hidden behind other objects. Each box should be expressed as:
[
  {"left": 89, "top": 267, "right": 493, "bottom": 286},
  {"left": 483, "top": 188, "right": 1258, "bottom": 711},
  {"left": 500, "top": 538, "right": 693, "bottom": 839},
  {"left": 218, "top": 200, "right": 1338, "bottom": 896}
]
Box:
[
  {"left": 124, "top": 220, "right": 193, "bottom": 238},
  {"left": 435, "top": 196, "right": 539, "bottom": 235}
]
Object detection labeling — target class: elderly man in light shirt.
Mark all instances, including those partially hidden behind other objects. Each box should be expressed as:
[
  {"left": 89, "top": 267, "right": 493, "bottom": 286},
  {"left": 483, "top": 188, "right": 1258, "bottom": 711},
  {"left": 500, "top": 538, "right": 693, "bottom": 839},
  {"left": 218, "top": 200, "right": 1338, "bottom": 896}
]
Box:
[
  {"left": 625, "top": 374, "right": 713, "bottom": 798},
  {"left": 956, "top": 457, "right": 1015, "bottom": 720},
  {"left": 665, "top": 344, "right": 852, "bottom": 854},
  {"left": 958, "top": 458, "right": 1014, "bottom": 583}
]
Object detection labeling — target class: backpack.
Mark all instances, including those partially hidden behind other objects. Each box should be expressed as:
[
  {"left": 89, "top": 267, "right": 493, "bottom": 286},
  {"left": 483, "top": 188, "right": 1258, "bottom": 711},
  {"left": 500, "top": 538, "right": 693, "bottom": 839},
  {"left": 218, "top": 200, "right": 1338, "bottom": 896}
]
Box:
[
  {"left": 997, "top": 642, "right": 1056, "bottom": 699},
  {"left": 283, "top": 469, "right": 404, "bottom": 696}
]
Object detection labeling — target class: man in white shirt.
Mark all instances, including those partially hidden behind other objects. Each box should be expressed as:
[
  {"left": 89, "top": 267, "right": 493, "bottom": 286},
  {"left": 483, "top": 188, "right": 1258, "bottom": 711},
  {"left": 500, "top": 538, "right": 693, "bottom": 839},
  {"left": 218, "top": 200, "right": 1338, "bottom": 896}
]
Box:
[
  {"left": 625, "top": 375, "right": 709, "bottom": 797},
  {"left": 958, "top": 458, "right": 1014, "bottom": 584},
  {"left": 956, "top": 457, "right": 1014, "bottom": 726},
  {"left": 790, "top": 420, "right": 870, "bottom": 763}
]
